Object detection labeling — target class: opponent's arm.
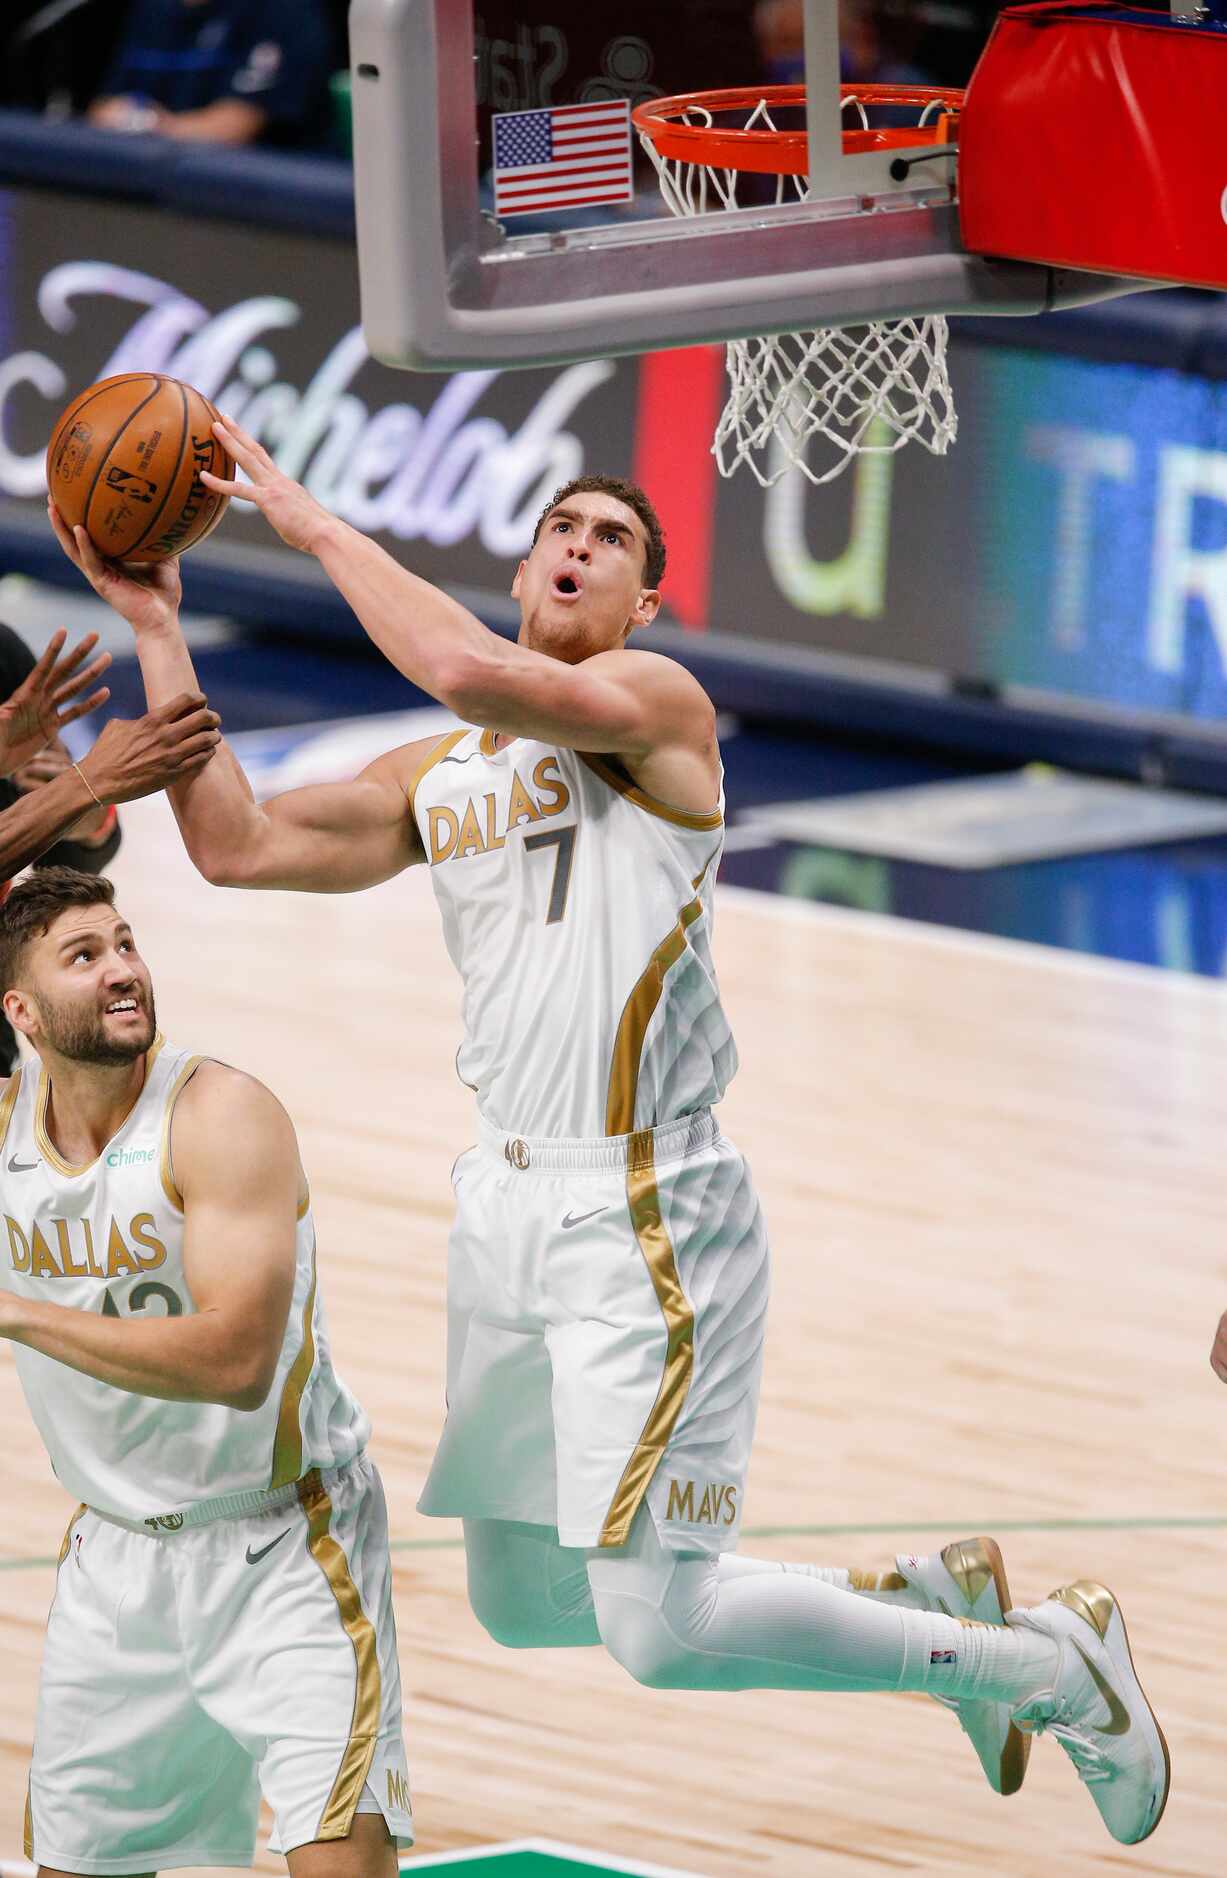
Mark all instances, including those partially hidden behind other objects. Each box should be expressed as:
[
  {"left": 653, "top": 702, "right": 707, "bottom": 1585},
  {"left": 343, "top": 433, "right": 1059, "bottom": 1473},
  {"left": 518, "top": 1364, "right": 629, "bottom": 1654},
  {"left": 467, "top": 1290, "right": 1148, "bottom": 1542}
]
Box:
[
  {"left": 199, "top": 420, "right": 716, "bottom": 761},
  {"left": 0, "top": 1065, "right": 299, "bottom": 1411},
  {"left": 48, "top": 502, "right": 431, "bottom": 891},
  {"left": 0, "top": 694, "right": 220, "bottom": 877}
]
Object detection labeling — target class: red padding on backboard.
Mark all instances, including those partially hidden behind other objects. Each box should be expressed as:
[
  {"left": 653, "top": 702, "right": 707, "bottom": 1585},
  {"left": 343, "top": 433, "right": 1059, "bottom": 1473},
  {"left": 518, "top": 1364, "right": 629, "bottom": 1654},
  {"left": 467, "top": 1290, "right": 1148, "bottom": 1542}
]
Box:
[{"left": 959, "top": 2, "right": 1227, "bottom": 291}]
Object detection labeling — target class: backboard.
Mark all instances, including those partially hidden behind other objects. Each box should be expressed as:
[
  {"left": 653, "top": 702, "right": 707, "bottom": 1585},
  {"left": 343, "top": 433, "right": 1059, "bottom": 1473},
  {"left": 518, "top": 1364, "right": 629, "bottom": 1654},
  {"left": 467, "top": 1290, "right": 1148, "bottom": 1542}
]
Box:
[{"left": 348, "top": 0, "right": 1147, "bottom": 374}]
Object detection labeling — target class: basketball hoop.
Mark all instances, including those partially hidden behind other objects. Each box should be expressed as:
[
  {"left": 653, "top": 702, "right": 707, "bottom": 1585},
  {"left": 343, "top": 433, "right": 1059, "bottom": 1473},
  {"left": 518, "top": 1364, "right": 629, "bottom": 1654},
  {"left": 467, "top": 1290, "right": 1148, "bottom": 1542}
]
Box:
[{"left": 633, "top": 84, "right": 964, "bottom": 487}]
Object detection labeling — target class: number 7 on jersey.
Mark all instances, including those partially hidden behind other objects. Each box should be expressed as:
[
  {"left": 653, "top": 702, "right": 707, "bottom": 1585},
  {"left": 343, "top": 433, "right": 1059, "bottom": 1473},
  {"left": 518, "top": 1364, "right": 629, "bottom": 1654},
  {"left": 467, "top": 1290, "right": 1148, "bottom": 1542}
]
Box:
[{"left": 524, "top": 824, "right": 576, "bottom": 925}]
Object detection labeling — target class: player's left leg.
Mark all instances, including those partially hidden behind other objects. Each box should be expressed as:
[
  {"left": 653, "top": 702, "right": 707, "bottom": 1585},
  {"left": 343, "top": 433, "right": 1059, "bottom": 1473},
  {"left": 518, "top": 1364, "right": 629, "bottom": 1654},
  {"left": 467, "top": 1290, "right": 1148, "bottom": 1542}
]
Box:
[
  {"left": 586, "top": 1505, "right": 1046, "bottom": 1700},
  {"left": 286, "top": 1811, "right": 398, "bottom": 1878},
  {"left": 586, "top": 1510, "right": 1169, "bottom": 1843}
]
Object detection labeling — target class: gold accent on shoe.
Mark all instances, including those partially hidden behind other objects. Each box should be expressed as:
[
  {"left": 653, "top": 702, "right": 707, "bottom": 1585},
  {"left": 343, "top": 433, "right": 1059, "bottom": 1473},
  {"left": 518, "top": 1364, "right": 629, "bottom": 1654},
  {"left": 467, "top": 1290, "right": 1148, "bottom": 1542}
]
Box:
[
  {"left": 847, "top": 1567, "right": 908, "bottom": 1592},
  {"left": 940, "top": 1536, "right": 995, "bottom": 1608},
  {"left": 1051, "top": 1580, "right": 1117, "bottom": 1642}
]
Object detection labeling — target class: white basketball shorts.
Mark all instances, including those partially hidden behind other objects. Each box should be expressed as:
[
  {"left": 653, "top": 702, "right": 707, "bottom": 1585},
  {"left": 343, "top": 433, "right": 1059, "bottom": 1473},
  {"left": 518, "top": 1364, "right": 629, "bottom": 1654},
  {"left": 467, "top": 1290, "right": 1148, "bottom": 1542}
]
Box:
[
  {"left": 418, "top": 1108, "right": 770, "bottom": 1556},
  {"left": 26, "top": 1454, "right": 412, "bottom": 1875}
]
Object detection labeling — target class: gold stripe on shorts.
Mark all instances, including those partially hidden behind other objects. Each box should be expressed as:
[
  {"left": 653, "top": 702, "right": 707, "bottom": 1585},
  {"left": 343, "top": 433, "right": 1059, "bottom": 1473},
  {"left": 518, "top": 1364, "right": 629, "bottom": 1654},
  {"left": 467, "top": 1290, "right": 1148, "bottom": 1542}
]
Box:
[
  {"left": 598, "top": 1130, "right": 695, "bottom": 1547},
  {"left": 23, "top": 1783, "right": 32, "bottom": 1860},
  {"left": 299, "top": 1470, "right": 381, "bottom": 1838}
]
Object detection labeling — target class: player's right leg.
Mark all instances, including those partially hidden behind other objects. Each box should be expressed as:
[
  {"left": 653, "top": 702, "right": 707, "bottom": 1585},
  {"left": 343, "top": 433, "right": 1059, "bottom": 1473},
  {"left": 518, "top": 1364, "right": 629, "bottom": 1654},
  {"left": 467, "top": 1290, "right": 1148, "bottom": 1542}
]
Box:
[
  {"left": 464, "top": 1518, "right": 602, "bottom": 1648},
  {"left": 27, "top": 1508, "right": 262, "bottom": 1875},
  {"left": 285, "top": 1810, "right": 399, "bottom": 1878}
]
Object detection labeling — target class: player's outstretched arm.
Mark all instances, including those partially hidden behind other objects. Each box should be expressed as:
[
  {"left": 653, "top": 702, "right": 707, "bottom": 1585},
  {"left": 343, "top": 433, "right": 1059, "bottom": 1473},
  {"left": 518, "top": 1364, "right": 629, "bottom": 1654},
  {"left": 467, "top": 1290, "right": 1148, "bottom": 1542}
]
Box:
[
  {"left": 0, "top": 694, "right": 220, "bottom": 878},
  {"left": 199, "top": 417, "right": 718, "bottom": 784},
  {"left": 48, "top": 500, "right": 429, "bottom": 891},
  {"left": 0, "top": 1065, "right": 299, "bottom": 1410}
]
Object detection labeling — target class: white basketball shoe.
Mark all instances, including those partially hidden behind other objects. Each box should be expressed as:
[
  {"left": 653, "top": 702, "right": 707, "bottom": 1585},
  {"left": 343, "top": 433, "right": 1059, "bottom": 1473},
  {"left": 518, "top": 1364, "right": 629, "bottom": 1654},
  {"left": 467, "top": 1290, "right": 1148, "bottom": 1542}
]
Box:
[
  {"left": 895, "top": 1536, "right": 1030, "bottom": 1797},
  {"left": 1006, "top": 1582, "right": 1170, "bottom": 1844}
]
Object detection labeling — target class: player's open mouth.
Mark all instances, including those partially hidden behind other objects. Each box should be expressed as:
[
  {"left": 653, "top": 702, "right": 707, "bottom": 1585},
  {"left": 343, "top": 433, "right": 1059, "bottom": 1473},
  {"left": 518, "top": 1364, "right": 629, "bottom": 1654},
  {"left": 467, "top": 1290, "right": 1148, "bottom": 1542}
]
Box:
[
  {"left": 551, "top": 570, "right": 584, "bottom": 600},
  {"left": 104, "top": 998, "right": 140, "bottom": 1016}
]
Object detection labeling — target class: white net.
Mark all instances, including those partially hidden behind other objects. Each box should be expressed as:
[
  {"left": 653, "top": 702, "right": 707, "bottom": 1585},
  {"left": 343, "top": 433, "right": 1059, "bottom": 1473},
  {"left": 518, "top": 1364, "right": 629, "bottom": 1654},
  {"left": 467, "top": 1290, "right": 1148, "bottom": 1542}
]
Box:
[{"left": 638, "top": 95, "right": 959, "bottom": 487}]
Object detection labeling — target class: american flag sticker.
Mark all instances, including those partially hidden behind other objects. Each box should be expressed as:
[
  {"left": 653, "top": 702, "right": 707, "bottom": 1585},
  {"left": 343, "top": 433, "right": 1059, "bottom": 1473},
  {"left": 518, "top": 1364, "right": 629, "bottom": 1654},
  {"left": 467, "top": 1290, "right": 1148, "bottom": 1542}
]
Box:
[{"left": 492, "top": 99, "right": 633, "bottom": 218}]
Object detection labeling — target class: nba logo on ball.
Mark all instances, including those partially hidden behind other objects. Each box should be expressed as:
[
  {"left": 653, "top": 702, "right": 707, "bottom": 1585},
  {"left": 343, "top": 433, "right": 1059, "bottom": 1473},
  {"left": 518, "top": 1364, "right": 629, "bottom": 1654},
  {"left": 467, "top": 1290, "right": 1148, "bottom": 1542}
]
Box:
[{"left": 45, "top": 373, "right": 233, "bottom": 563}]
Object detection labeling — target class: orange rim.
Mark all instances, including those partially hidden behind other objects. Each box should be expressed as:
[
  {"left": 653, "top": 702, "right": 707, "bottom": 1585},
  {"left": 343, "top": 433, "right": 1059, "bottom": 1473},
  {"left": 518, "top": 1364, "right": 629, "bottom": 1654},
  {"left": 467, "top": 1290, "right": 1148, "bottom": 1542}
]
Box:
[{"left": 632, "top": 83, "right": 964, "bottom": 177}]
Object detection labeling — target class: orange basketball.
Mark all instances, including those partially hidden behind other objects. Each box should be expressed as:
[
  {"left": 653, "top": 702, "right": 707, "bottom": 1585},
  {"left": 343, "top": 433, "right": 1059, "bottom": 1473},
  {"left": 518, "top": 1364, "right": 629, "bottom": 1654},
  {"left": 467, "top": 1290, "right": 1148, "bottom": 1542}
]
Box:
[{"left": 45, "top": 373, "right": 232, "bottom": 563}]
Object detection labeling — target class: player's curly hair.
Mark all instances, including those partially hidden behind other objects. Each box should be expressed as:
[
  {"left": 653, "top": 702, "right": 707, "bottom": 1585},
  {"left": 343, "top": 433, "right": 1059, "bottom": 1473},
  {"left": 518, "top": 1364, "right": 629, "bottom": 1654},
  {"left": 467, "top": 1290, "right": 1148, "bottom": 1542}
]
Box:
[
  {"left": 0, "top": 867, "right": 116, "bottom": 992},
  {"left": 531, "top": 476, "right": 666, "bottom": 589}
]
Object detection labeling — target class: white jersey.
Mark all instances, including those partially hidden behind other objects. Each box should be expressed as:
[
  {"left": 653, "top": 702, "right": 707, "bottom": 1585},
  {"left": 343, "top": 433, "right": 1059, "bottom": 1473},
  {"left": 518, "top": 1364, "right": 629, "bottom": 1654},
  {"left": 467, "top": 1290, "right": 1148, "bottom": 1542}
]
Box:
[
  {"left": 409, "top": 728, "right": 738, "bottom": 1138},
  {"left": 0, "top": 1038, "right": 369, "bottom": 1523}
]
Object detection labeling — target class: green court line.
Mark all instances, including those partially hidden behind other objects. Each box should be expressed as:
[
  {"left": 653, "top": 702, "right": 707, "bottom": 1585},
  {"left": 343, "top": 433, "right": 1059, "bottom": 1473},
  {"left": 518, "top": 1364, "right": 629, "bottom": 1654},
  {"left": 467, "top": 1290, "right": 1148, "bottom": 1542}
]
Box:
[{"left": 4, "top": 1513, "right": 1225, "bottom": 1576}]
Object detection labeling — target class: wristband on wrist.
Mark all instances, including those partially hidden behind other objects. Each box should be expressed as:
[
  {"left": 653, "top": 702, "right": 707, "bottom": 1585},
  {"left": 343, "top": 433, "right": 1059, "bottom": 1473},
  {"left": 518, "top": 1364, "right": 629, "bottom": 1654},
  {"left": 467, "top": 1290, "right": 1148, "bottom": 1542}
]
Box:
[{"left": 72, "top": 762, "right": 105, "bottom": 810}]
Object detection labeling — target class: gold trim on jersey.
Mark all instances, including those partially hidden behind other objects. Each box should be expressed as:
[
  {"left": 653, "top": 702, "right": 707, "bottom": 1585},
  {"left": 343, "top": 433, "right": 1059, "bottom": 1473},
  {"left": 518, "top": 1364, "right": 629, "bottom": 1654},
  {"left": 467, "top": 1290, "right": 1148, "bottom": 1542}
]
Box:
[
  {"left": 479, "top": 727, "right": 501, "bottom": 758},
  {"left": 578, "top": 752, "right": 722, "bottom": 830},
  {"left": 159, "top": 1055, "right": 206, "bottom": 1211},
  {"left": 33, "top": 1036, "right": 168, "bottom": 1176},
  {"left": 598, "top": 1130, "right": 694, "bottom": 1546},
  {"left": 606, "top": 896, "right": 705, "bottom": 1137},
  {"left": 270, "top": 1237, "right": 319, "bottom": 1491},
  {"left": 404, "top": 728, "right": 469, "bottom": 824},
  {"left": 298, "top": 1187, "right": 310, "bottom": 1221},
  {"left": 299, "top": 1470, "right": 381, "bottom": 1838},
  {"left": 0, "top": 1066, "right": 22, "bottom": 1153}
]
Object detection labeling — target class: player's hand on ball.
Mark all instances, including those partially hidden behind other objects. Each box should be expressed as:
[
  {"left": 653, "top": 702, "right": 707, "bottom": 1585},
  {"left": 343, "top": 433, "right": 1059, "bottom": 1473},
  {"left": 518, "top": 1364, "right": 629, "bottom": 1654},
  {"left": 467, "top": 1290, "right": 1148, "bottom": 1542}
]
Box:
[
  {"left": 48, "top": 501, "right": 184, "bottom": 638},
  {"left": 0, "top": 628, "right": 111, "bottom": 778},
  {"left": 202, "top": 415, "right": 333, "bottom": 554},
  {"left": 1211, "top": 1311, "right": 1227, "bottom": 1384},
  {"left": 78, "top": 694, "right": 222, "bottom": 805}
]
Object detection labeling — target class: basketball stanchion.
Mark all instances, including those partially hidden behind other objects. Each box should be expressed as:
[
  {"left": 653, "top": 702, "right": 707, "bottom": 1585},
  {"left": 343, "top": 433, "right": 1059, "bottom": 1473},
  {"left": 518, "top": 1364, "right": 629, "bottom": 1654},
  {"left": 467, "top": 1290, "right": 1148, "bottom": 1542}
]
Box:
[{"left": 633, "top": 86, "right": 964, "bottom": 488}]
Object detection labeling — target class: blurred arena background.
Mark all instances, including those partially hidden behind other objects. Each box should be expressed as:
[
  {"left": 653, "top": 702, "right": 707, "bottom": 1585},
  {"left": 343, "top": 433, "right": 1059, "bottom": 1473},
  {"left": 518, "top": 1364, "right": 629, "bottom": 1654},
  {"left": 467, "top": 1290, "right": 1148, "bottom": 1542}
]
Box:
[{"left": 0, "top": 4, "right": 1225, "bottom": 1875}]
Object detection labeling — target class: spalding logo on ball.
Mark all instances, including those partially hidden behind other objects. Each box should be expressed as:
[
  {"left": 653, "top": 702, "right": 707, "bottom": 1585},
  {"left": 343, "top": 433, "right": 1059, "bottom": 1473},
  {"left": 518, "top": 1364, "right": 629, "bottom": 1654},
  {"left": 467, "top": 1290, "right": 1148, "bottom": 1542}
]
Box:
[{"left": 45, "top": 374, "right": 233, "bottom": 563}]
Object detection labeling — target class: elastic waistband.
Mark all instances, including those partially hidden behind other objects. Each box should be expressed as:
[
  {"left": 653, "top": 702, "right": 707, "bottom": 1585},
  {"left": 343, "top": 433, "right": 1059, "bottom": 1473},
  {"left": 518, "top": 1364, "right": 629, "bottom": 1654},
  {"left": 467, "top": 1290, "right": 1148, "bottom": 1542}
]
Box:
[
  {"left": 477, "top": 1106, "right": 719, "bottom": 1173},
  {"left": 90, "top": 1457, "right": 365, "bottom": 1536}
]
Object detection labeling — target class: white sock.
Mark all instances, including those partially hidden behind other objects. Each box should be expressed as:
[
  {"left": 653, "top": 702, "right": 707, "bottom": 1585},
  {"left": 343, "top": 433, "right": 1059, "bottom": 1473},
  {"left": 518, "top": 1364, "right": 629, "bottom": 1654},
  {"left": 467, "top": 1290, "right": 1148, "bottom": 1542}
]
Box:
[{"left": 588, "top": 1522, "right": 1060, "bottom": 1699}]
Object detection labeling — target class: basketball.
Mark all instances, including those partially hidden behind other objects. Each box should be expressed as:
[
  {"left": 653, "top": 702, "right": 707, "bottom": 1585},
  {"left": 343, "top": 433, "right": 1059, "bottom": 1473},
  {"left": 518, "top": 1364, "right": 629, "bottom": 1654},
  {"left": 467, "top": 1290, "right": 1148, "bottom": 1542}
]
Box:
[{"left": 45, "top": 373, "right": 232, "bottom": 563}]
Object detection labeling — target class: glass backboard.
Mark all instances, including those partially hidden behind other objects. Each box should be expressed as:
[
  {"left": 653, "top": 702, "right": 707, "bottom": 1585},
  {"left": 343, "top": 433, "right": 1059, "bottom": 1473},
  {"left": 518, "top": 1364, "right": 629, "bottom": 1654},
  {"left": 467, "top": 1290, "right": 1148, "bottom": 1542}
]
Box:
[{"left": 348, "top": 0, "right": 1151, "bottom": 374}]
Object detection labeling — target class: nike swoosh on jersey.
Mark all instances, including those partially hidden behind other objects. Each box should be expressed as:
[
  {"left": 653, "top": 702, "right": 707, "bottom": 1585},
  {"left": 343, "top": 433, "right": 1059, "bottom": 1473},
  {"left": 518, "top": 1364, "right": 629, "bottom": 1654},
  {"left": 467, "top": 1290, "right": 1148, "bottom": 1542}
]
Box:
[
  {"left": 7, "top": 1155, "right": 37, "bottom": 1172},
  {"left": 245, "top": 1526, "right": 293, "bottom": 1566},
  {"left": 1072, "top": 1641, "right": 1132, "bottom": 1736},
  {"left": 561, "top": 1206, "right": 609, "bottom": 1230}
]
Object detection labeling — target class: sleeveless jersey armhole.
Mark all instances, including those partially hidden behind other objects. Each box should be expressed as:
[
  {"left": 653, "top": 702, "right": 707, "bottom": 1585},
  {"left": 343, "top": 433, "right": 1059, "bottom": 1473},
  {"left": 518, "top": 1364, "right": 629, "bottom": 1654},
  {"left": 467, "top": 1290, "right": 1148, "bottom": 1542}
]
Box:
[
  {"left": 404, "top": 729, "right": 470, "bottom": 828},
  {"left": 577, "top": 752, "right": 722, "bottom": 830},
  {"left": 159, "top": 1056, "right": 207, "bottom": 1213},
  {"left": 0, "top": 1066, "right": 22, "bottom": 1153}
]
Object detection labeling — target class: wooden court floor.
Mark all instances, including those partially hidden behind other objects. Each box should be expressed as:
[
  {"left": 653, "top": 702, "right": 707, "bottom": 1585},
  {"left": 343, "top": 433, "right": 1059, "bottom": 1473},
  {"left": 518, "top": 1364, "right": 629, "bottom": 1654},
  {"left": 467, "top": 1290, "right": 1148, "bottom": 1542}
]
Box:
[{"left": 2, "top": 791, "right": 1225, "bottom": 1877}]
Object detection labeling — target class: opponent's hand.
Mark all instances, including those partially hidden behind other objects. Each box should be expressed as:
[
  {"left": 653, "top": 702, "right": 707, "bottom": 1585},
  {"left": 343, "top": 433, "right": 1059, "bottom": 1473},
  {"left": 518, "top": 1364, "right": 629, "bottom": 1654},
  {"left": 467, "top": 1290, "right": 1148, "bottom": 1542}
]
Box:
[
  {"left": 0, "top": 629, "right": 111, "bottom": 778},
  {"left": 48, "top": 500, "right": 184, "bottom": 638},
  {"left": 1211, "top": 1311, "right": 1227, "bottom": 1384},
  {"left": 77, "top": 694, "right": 221, "bottom": 805},
  {"left": 202, "top": 414, "right": 335, "bottom": 555},
  {"left": 11, "top": 738, "right": 112, "bottom": 838}
]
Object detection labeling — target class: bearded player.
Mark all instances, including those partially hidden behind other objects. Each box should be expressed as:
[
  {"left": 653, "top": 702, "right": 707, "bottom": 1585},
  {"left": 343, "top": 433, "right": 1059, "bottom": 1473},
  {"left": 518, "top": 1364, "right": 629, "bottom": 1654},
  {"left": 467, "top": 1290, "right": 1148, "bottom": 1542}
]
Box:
[
  {"left": 50, "top": 418, "right": 1168, "bottom": 1848},
  {"left": 0, "top": 867, "right": 412, "bottom": 1875}
]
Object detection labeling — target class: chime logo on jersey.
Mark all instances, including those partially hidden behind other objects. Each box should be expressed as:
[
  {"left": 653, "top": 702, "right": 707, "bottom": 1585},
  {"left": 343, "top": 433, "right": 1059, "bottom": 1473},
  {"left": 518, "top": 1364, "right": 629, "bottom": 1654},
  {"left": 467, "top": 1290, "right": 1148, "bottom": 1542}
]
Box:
[
  {"left": 5, "top": 1211, "right": 168, "bottom": 1279},
  {"left": 428, "top": 755, "right": 571, "bottom": 864},
  {"left": 665, "top": 1477, "right": 738, "bottom": 1525}
]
